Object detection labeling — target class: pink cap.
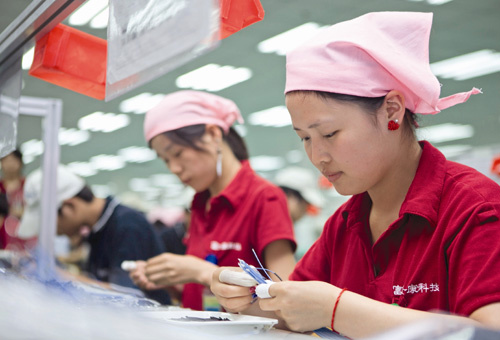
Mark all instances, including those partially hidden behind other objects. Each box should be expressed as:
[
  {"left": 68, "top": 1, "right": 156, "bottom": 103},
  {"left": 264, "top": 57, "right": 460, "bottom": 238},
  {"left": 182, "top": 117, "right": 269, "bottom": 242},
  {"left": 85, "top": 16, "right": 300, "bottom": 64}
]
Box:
[
  {"left": 144, "top": 90, "right": 244, "bottom": 142},
  {"left": 285, "top": 12, "right": 481, "bottom": 115}
]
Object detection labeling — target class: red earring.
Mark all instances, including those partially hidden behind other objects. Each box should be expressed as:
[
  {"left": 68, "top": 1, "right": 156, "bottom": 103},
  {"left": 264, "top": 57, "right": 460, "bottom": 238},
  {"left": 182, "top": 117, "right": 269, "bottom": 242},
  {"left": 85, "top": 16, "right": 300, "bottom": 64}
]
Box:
[{"left": 388, "top": 119, "right": 400, "bottom": 131}]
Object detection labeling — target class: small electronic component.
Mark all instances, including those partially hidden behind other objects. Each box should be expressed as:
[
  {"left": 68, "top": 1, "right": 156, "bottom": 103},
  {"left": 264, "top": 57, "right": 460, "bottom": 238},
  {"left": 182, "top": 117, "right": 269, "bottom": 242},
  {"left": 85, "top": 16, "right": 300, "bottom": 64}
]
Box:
[{"left": 120, "top": 260, "right": 137, "bottom": 271}]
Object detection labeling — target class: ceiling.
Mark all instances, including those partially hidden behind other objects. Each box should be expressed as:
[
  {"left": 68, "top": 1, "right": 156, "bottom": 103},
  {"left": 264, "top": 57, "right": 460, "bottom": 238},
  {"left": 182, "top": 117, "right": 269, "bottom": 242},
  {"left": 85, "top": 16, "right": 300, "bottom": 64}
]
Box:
[{"left": 1, "top": 0, "right": 500, "bottom": 211}]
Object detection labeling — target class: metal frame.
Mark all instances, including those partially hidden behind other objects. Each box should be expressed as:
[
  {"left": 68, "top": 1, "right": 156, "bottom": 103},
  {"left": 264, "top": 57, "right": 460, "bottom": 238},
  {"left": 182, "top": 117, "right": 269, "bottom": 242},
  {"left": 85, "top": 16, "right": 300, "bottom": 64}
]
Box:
[
  {"left": 0, "top": 0, "right": 85, "bottom": 75},
  {"left": 19, "top": 95, "right": 62, "bottom": 280}
]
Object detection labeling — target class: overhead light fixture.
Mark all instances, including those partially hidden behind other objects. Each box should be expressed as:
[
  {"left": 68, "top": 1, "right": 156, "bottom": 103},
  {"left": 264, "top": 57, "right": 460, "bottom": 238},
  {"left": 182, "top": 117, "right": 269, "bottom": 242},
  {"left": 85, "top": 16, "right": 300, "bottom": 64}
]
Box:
[
  {"left": 129, "top": 178, "right": 161, "bottom": 194},
  {"left": 89, "top": 6, "right": 109, "bottom": 29},
  {"left": 150, "top": 173, "right": 182, "bottom": 187},
  {"left": 250, "top": 155, "right": 285, "bottom": 171},
  {"left": 406, "top": 0, "right": 453, "bottom": 4},
  {"left": 78, "top": 111, "right": 130, "bottom": 133},
  {"left": 286, "top": 149, "right": 304, "bottom": 164},
  {"left": 118, "top": 146, "right": 156, "bottom": 163},
  {"left": 257, "top": 22, "right": 326, "bottom": 56},
  {"left": 233, "top": 124, "right": 247, "bottom": 137},
  {"left": 59, "top": 128, "right": 90, "bottom": 146},
  {"left": 22, "top": 47, "right": 34, "bottom": 70},
  {"left": 20, "top": 139, "right": 44, "bottom": 164},
  {"left": 67, "top": 161, "right": 98, "bottom": 177},
  {"left": 176, "top": 64, "right": 252, "bottom": 92},
  {"left": 248, "top": 106, "right": 291, "bottom": 127},
  {"left": 417, "top": 123, "right": 474, "bottom": 144},
  {"left": 431, "top": 49, "right": 500, "bottom": 80},
  {"left": 119, "top": 92, "right": 165, "bottom": 114},
  {"left": 68, "top": 0, "right": 108, "bottom": 27},
  {"left": 90, "top": 154, "right": 125, "bottom": 171}
]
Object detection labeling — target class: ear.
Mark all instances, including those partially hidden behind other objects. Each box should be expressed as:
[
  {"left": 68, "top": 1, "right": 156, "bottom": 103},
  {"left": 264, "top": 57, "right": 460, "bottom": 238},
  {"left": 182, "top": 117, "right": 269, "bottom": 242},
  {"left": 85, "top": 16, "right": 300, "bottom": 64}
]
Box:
[
  {"left": 59, "top": 198, "right": 77, "bottom": 216},
  {"left": 204, "top": 124, "right": 223, "bottom": 143},
  {"left": 384, "top": 90, "right": 406, "bottom": 122}
]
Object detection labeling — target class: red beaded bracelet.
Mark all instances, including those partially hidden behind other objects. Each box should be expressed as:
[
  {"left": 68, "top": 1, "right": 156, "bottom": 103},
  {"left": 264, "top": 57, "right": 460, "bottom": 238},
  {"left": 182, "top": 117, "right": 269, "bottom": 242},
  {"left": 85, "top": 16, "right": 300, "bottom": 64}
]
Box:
[{"left": 331, "top": 288, "right": 347, "bottom": 332}]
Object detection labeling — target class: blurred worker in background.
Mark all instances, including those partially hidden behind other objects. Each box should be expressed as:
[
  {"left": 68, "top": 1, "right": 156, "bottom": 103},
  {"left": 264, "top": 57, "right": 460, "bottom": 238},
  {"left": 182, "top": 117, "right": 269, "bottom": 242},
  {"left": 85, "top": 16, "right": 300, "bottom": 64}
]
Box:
[
  {"left": 0, "top": 193, "right": 8, "bottom": 249},
  {"left": 274, "top": 166, "right": 325, "bottom": 258},
  {"left": 0, "top": 149, "right": 34, "bottom": 250},
  {"left": 18, "top": 164, "right": 171, "bottom": 304},
  {"left": 131, "top": 90, "right": 297, "bottom": 311}
]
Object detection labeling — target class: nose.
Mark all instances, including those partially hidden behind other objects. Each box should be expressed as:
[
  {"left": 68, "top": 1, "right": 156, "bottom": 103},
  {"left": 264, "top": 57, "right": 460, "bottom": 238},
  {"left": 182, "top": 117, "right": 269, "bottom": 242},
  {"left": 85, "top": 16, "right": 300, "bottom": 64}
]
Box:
[
  {"left": 308, "top": 138, "right": 331, "bottom": 168},
  {"left": 167, "top": 160, "right": 182, "bottom": 176}
]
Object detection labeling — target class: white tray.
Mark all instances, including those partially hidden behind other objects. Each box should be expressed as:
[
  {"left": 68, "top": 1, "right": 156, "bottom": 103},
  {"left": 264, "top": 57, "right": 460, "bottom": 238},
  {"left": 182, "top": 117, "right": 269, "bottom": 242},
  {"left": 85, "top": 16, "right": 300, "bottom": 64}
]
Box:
[{"left": 141, "top": 310, "right": 278, "bottom": 335}]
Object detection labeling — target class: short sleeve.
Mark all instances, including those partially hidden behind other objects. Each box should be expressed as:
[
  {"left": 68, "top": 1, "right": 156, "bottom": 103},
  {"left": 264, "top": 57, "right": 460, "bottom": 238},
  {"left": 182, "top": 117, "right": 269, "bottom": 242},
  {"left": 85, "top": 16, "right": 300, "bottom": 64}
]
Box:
[
  {"left": 447, "top": 203, "right": 500, "bottom": 315},
  {"left": 252, "top": 186, "right": 296, "bottom": 260}
]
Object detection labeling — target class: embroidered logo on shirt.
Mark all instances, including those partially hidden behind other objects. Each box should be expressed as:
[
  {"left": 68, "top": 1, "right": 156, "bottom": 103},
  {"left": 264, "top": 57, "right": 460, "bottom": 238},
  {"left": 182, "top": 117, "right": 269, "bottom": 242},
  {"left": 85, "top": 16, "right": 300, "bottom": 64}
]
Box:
[
  {"left": 393, "top": 283, "right": 439, "bottom": 296},
  {"left": 210, "top": 241, "right": 242, "bottom": 251}
]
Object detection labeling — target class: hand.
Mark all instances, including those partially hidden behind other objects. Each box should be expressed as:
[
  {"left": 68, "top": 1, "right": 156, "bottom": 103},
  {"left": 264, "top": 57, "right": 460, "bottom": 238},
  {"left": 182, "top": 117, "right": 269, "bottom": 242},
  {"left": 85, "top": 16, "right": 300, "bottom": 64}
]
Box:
[
  {"left": 211, "top": 267, "right": 255, "bottom": 313},
  {"left": 258, "top": 280, "right": 340, "bottom": 332},
  {"left": 129, "top": 261, "right": 164, "bottom": 290},
  {"left": 145, "top": 253, "right": 217, "bottom": 286}
]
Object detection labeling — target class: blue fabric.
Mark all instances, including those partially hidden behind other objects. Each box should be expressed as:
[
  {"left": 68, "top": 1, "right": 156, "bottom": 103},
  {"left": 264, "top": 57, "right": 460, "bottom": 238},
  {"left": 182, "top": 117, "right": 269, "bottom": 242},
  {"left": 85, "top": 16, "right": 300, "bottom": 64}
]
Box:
[{"left": 86, "top": 197, "right": 171, "bottom": 304}]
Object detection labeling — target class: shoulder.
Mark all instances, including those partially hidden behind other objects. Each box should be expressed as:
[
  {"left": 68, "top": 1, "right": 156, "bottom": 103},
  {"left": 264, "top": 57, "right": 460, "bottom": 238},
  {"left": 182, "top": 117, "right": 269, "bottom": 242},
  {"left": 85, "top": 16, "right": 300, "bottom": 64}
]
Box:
[
  {"left": 441, "top": 160, "right": 500, "bottom": 224},
  {"left": 109, "top": 204, "right": 152, "bottom": 231}
]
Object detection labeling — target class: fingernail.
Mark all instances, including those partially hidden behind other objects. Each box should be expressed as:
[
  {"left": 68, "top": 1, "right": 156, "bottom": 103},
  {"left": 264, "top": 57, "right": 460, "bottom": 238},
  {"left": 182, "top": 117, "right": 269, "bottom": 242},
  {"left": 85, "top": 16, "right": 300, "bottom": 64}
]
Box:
[{"left": 249, "top": 286, "right": 256, "bottom": 294}]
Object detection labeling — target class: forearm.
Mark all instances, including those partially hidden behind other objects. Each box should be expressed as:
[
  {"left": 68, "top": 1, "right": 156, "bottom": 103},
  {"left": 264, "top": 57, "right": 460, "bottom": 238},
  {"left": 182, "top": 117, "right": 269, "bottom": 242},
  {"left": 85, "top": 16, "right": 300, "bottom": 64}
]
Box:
[{"left": 335, "top": 290, "right": 477, "bottom": 339}]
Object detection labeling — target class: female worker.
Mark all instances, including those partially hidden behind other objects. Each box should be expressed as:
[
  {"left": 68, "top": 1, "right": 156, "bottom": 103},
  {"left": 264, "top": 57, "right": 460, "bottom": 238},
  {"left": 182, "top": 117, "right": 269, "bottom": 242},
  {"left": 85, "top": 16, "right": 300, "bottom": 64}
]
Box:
[
  {"left": 131, "top": 90, "right": 296, "bottom": 311},
  {"left": 211, "top": 12, "right": 500, "bottom": 338}
]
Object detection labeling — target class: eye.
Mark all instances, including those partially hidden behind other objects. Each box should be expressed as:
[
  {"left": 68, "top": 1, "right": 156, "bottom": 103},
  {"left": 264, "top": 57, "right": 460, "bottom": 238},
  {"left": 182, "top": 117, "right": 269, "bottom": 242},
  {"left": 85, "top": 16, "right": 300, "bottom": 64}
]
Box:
[
  {"left": 324, "top": 131, "right": 337, "bottom": 138},
  {"left": 174, "top": 150, "right": 183, "bottom": 158},
  {"left": 300, "top": 136, "right": 310, "bottom": 142}
]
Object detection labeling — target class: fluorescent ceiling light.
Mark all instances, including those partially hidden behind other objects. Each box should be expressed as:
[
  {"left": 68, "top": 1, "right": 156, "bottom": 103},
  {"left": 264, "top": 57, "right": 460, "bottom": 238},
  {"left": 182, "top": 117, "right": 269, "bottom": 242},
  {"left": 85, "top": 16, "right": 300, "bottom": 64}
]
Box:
[
  {"left": 150, "top": 174, "right": 181, "bottom": 187},
  {"left": 417, "top": 123, "right": 474, "bottom": 144},
  {"left": 78, "top": 111, "right": 130, "bottom": 133},
  {"left": 250, "top": 155, "right": 285, "bottom": 171},
  {"left": 59, "top": 128, "right": 90, "bottom": 146},
  {"left": 90, "top": 154, "right": 125, "bottom": 171},
  {"left": 286, "top": 149, "right": 304, "bottom": 163},
  {"left": 233, "top": 124, "right": 247, "bottom": 137},
  {"left": 89, "top": 6, "right": 109, "bottom": 29},
  {"left": 129, "top": 178, "right": 161, "bottom": 194},
  {"left": 257, "top": 22, "right": 326, "bottom": 56},
  {"left": 119, "top": 92, "right": 165, "bottom": 114},
  {"left": 431, "top": 49, "right": 500, "bottom": 80},
  {"left": 427, "top": 0, "right": 453, "bottom": 4},
  {"left": 248, "top": 106, "right": 291, "bottom": 127},
  {"left": 20, "top": 139, "right": 44, "bottom": 164},
  {"left": 436, "top": 144, "right": 472, "bottom": 159},
  {"left": 67, "top": 161, "right": 98, "bottom": 177},
  {"left": 68, "top": 0, "right": 108, "bottom": 26},
  {"left": 118, "top": 146, "right": 156, "bottom": 163},
  {"left": 176, "top": 64, "right": 252, "bottom": 92},
  {"left": 22, "top": 47, "right": 34, "bottom": 70},
  {"left": 90, "top": 184, "right": 113, "bottom": 197}
]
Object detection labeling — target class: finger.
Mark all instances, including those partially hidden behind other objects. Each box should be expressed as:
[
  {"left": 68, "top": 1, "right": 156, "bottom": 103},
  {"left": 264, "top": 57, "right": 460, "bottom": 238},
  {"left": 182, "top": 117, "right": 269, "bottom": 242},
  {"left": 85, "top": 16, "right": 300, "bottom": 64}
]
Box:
[
  {"left": 219, "top": 295, "right": 254, "bottom": 313},
  {"left": 255, "top": 282, "right": 275, "bottom": 299},
  {"left": 147, "top": 253, "right": 171, "bottom": 265}
]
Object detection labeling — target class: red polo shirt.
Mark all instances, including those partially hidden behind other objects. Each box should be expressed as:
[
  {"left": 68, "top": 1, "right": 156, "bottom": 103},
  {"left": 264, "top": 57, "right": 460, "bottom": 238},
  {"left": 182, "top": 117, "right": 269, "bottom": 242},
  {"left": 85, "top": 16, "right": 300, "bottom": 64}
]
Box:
[
  {"left": 291, "top": 141, "right": 500, "bottom": 316},
  {"left": 183, "top": 161, "right": 296, "bottom": 310}
]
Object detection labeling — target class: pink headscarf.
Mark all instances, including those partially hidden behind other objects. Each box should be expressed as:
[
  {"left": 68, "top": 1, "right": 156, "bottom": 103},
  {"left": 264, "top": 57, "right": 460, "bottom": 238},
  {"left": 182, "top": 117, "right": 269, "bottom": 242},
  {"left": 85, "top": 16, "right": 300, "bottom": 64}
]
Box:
[
  {"left": 144, "top": 90, "right": 244, "bottom": 142},
  {"left": 285, "top": 11, "right": 481, "bottom": 115}
]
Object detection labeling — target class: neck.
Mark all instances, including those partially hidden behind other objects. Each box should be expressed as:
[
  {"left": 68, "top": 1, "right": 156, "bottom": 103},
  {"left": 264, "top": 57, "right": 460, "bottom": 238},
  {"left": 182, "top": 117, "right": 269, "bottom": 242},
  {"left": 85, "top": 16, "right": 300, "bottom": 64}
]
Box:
[
  {"left": 368, "top": 140, "right": 422, "bottom": 217},
  {"left": 2, "top": 172, "right": 20, "bottom": 182},
  {"left": 208, "top": 146, "right": 242, "bottom": 197},
  {"left": 85, "top": 197, "right": 107, "bottom": 227}
]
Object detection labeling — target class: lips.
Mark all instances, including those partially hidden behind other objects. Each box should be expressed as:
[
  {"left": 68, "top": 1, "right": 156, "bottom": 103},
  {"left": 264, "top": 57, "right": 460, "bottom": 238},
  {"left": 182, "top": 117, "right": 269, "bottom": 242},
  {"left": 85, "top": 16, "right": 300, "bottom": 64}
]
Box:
[{"left": 323, "top": 171, "right": 342, "bottom": 182}]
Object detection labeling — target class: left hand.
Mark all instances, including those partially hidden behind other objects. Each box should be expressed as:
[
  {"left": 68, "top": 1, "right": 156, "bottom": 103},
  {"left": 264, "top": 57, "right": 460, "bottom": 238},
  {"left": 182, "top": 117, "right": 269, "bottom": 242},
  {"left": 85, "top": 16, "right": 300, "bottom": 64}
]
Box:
[
  {"left": 258, "top": 280, "right": 340, "bottom": 332},
  {"left": 145, "top": 253, "right": 218, "bottom": 286}
]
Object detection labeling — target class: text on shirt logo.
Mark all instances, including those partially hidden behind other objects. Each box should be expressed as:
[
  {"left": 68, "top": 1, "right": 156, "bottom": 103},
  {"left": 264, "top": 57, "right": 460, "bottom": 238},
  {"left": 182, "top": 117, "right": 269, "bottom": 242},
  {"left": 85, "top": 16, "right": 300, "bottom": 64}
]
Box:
[
  {"left": 210, "top": 241, "right": 242, "bottom": 251},
  {"left": 393, "top": 283, "right": 440, "bottom": 296}
]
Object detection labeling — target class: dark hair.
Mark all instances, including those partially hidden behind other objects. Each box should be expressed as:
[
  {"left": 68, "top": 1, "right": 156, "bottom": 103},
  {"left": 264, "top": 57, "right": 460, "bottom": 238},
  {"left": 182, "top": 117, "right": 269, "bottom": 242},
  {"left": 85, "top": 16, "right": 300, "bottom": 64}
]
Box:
[
  {"left": 279, "top": 186, "right": 307, "bottom": 203},
  {"left": 0, "top": 193, "right": 8, "bottom": 217},
  {"left": 74, "top": 185, "right": 94, "bottom": 202},
  {"left": 290, "top": 90, "right": 419, "bottom": 138},
  {"left": 161, "top": 124, "right": 249, "bottom": 161}
]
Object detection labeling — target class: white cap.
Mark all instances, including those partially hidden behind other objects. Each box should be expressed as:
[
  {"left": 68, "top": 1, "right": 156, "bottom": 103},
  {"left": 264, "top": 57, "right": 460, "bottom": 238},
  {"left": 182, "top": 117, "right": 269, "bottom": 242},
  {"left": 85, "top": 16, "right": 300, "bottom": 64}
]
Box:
[
  {"left": 18, "top": 165, "right": 85, "bottom": 238},
  {"left": 274, "top": 167, "right": 325, "bottom": 208}
]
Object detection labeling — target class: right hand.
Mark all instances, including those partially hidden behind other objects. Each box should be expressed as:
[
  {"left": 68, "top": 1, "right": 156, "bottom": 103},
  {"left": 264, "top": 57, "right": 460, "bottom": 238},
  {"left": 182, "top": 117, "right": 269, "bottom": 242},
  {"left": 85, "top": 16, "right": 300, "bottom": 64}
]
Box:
[
  {"left": 129, "top": 260, "right": 165, "bottom": 290},
  {"left": 211, "top": 266, "right": 255, "bottom": 313}
]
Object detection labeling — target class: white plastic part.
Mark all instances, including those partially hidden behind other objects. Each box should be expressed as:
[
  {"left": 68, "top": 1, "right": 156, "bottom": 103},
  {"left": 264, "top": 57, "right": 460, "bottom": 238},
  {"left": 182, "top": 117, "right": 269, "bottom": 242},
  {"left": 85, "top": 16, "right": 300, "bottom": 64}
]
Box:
[
  {"left": 255, "top": 281, "right": 275, "bottom": 299},
  {"left": 219, "top": 269, "right": 258, "bottom": 287},
  {"left": 121, "top": 260, "right": 137, "bottom": 271}
]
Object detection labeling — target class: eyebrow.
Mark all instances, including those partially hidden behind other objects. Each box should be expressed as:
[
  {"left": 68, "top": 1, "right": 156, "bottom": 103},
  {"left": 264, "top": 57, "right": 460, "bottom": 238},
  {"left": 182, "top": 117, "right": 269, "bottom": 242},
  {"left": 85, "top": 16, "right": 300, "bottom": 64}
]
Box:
[{"left": 293, "top": 122, "right": 324, "bottom": 131}]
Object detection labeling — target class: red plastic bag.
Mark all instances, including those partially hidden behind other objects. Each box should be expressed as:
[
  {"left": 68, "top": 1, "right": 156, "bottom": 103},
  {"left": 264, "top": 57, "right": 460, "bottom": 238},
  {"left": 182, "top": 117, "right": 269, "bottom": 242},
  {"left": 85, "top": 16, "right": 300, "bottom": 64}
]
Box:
[
  {"left": 220, "top": 0, "right": 264, "bottom": 39},
  {"left": 29, "top": 24, "right": 106, "bottom": 100}
]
